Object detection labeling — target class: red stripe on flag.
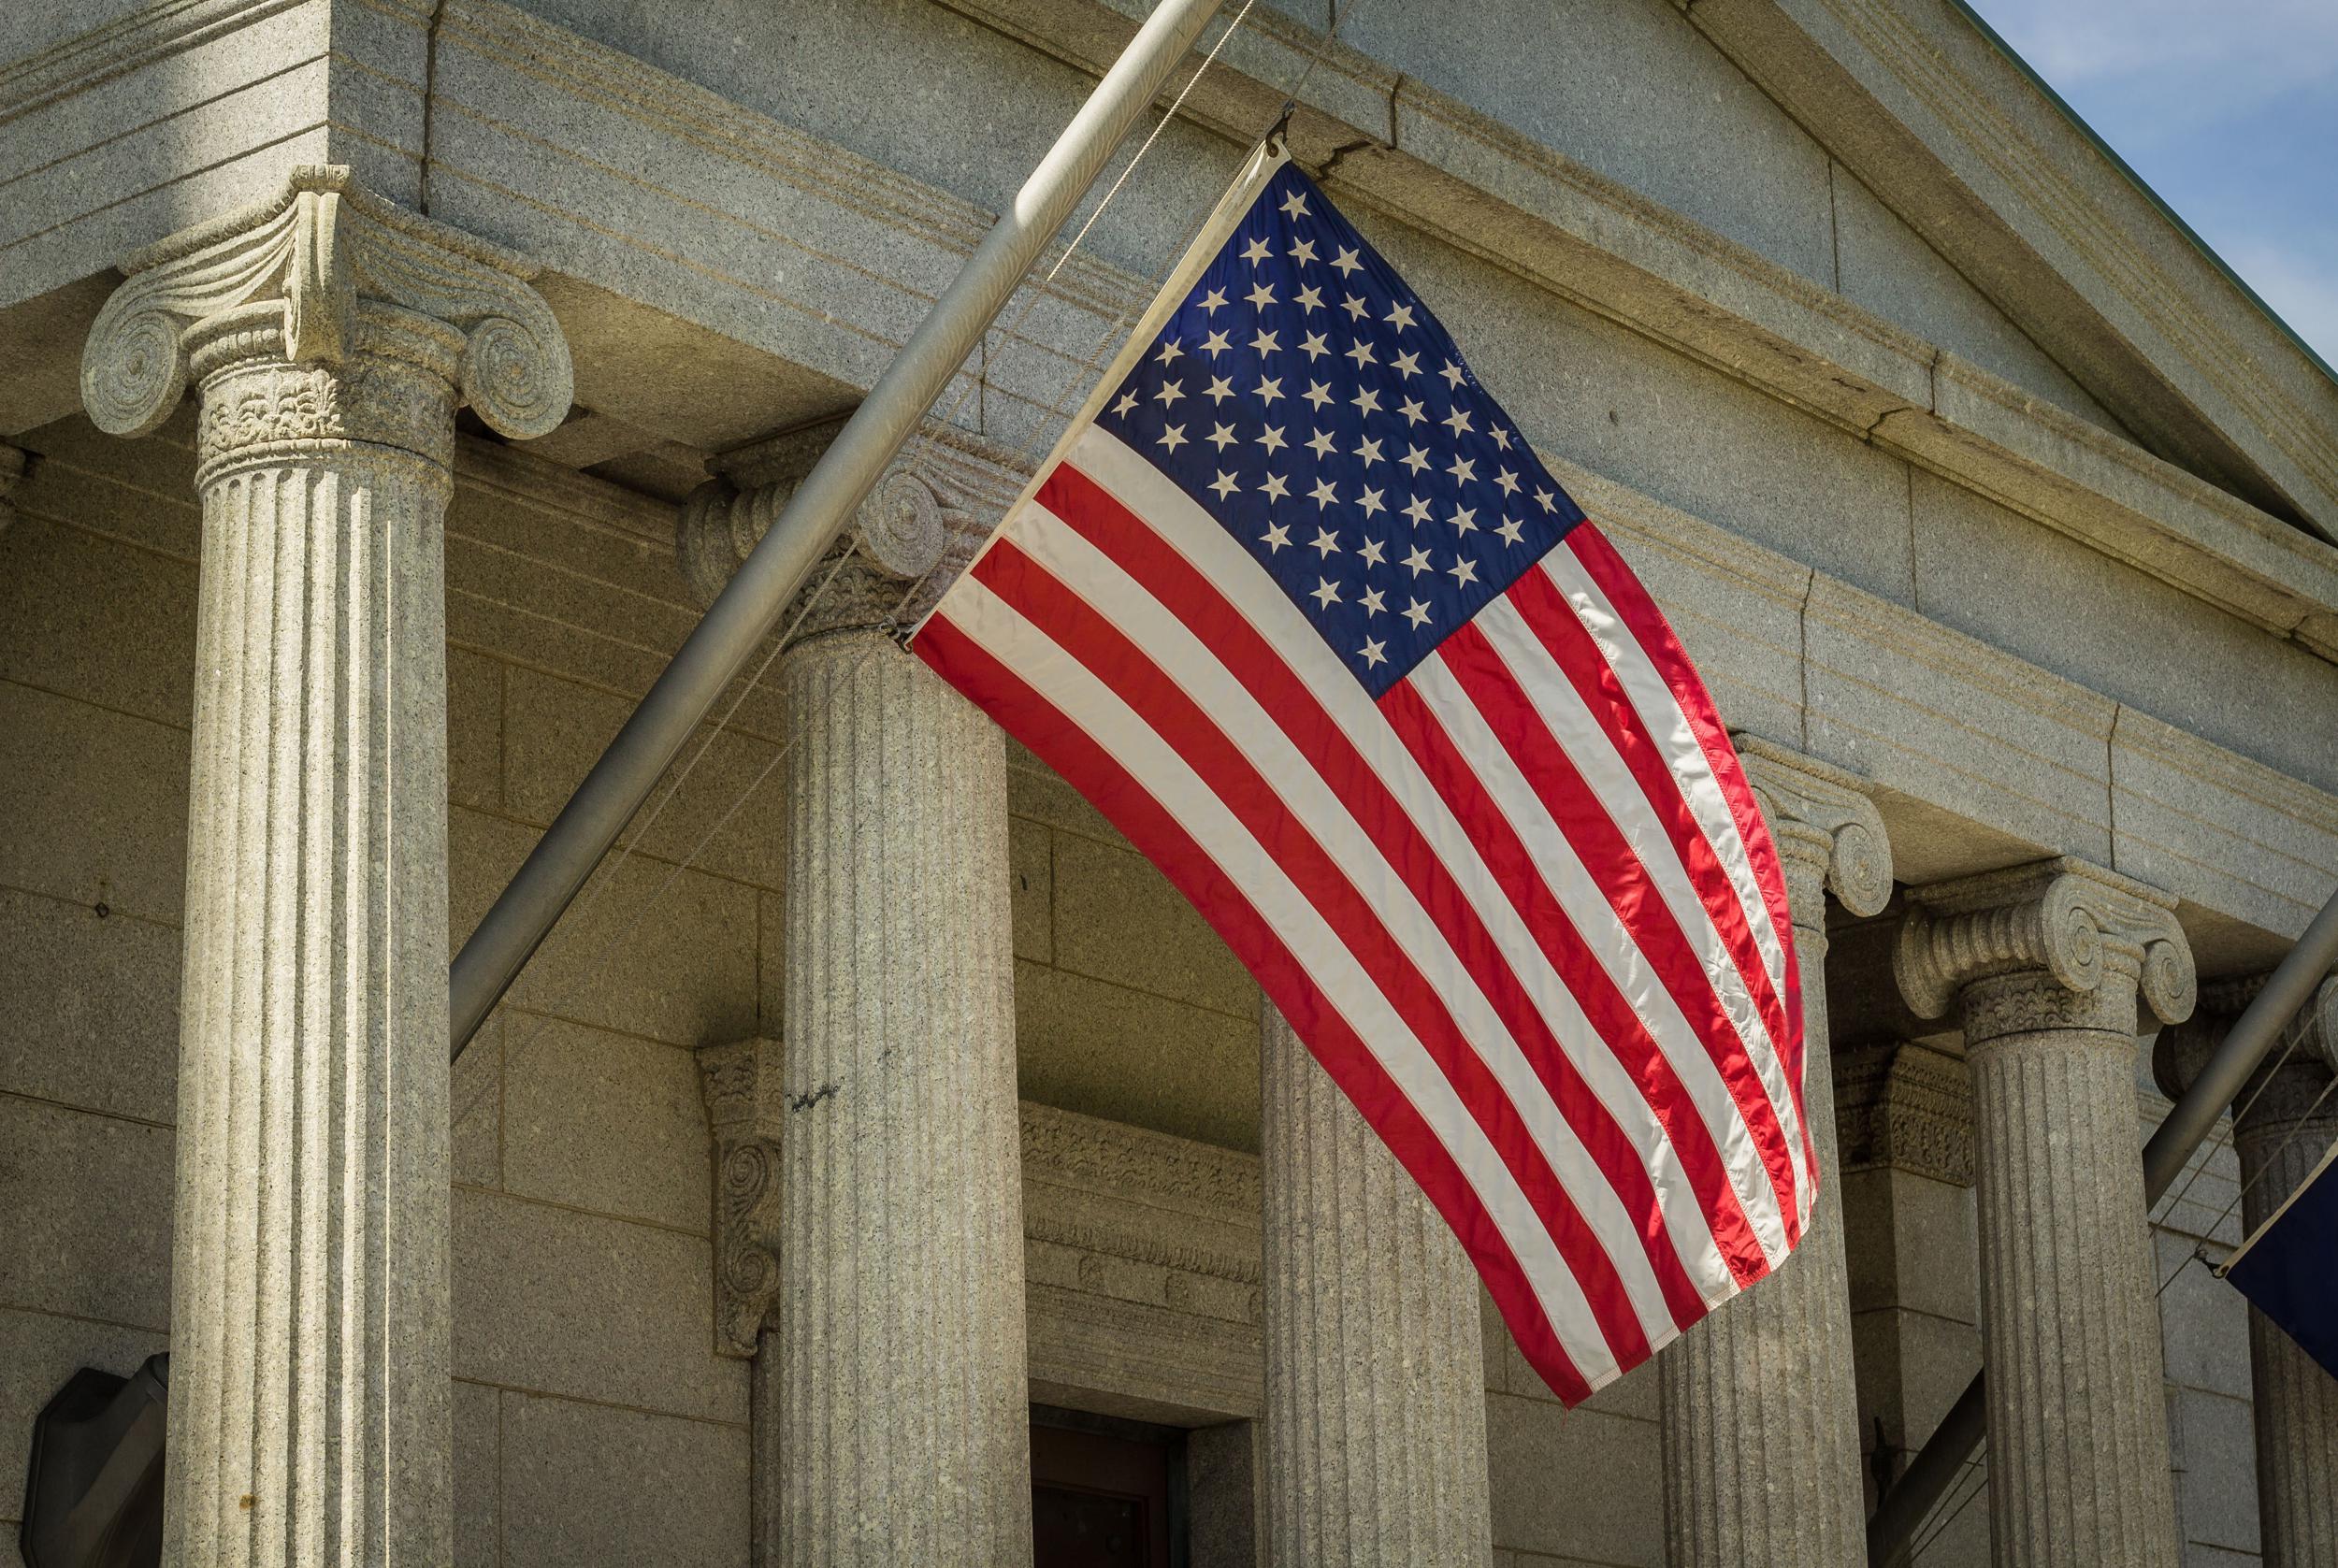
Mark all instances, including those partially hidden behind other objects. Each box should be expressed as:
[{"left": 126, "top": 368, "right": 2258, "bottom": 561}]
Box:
[
  {"left": 1376, "top": 676, "right": 1776, "bottom": 1287},
  {"left": 1433, "top": 620, "right": 1803, "bottom": 1250},
  {"left": 971, "top": 534, "right": 1654, "bottom": 1369},
  {"left": 1562, "top": 527, "right": 1808, "bottom": 1144},
  {"left": 1505, "top": 566, "right": 1795, "bottom": 1075},
  {"left": 1037, "top": 461, "right": 1741, "bottom": 1319},
  {"left": 913, "top": 609, "right": 1599, "bottom": 1403}
]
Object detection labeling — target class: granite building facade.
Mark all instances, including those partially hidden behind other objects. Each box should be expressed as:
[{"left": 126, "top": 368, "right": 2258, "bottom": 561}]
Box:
[{"left": 4, "top": 1, "right": 2336, "bottom": 1564}]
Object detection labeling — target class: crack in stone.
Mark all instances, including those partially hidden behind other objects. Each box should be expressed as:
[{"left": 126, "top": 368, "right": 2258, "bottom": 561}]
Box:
[{"left": 788, "top": 1082, "right": 840, "bottom": 1113}]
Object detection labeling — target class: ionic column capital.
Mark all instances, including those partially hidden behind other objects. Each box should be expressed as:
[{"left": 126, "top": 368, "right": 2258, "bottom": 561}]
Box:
[
  {"left": 2155, "top": 972, "right": 2338, "bottom": 1127},
  {"left": 695, "top": 1038, "right": 787, "bottom": 1360},
  {"left": 674, "top": 417, "right": 1028, "bottom": 638},
  {"left": 1895, "top": 856, "right": 2196, "bottom": 1043},
  {"left": 79, "top": 165, "right": 571, "bottom": 467},
  {"left": 1732, "top": 736, "right": 1892, "bottom": 930}
]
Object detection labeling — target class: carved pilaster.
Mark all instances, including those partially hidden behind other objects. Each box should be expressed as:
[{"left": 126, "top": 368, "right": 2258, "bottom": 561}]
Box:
[
  {"left": 0, "top": 442, "right": 24, "bottom": 531},
  {"left": 2156, "top": 974, "right": 2338, "bottom": 1568},
  {"left": 1895, "top": 856, "right": 2191, "bottom": 1568},
  {"left": 696, "top": 1039, "right": 787, "bottom": 1359},
  {"left": 674, "top": 416, "right": 1028, "bottom": 636},
  {"left": 1895, "top": 856, "right": 2196, "bottom": 1042},
  {"left": 79, "top": 166, "right": 569, "bottom": 1568}
]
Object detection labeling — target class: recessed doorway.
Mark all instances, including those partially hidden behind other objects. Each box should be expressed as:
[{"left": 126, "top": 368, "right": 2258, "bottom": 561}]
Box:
[{"left": 1030, "top": 1406, "right": 1187, "bottom": 1567}]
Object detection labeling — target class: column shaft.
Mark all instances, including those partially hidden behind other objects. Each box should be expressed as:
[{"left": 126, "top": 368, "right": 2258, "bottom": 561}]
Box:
[
  {"left": 1262, "top": 1004, "right": 1490, "bottom": 1568},
  {"left": 2236, "top": 1078, "right": 2338, "bottom": 1565},
  {"left": 1660, "top": 926, "right": 1864, "bottom": 1566},
  {"left": 1897, "top": 857, "right": 2193, "bottom": 1568},
  {"left": 1967, "top": 1000, "right": 2175, "bottom": 1567},
  {"left": 166, "top": 317, "right": 459, "bottom": 1566},
  {"left": 79, "top": 166, "right": 570, "bottom": 1568},
  {"left": 777, "top": 630, "right": 1031, "bottom": 1566},
  {"left": 1658, "top": 741, "right": 1883, "bottom": 1568}
]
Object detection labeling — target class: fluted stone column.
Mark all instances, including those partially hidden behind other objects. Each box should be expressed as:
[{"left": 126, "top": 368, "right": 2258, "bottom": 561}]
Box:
[
  {"left": 681, "top": 428, "right": 1032, "bottom": 1566},
  {"left": 2156, "top": 975, "right": 2338, "bottom": 1568},
  {"left": 79, "top": 167, "right": 570, "bottom": 1565},
  {"left": 1896, "top": 856, "right": 2196, "bottom": 1568},
  {"left": 1261, "top": 1003, "right": 1490, "bottom": 1567},
  {"left": 1659, "top": 740, "right": 1891, "bottom": 1567}
]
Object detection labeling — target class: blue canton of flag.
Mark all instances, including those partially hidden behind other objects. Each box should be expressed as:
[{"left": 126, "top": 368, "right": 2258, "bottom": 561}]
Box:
[{"left": 1093, "top": 162, "right": 1588, "bottom": 698}]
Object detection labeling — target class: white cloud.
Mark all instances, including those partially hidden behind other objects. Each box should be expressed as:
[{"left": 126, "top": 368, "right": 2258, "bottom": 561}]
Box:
[{"left": 1970, "top": 0, "right": 2338, "bottom": 98}]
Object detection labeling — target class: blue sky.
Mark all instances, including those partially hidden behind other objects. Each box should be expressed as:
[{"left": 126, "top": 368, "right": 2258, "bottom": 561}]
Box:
[{"left": 1964, "top": 0, "right": 2338, "bottom": 370}]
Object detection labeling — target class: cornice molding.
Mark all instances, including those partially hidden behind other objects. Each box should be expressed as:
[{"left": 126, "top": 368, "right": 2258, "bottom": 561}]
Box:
[
  {"left": 1697, "top": 0, "right": 2338, "bottom": 537},
  {"left": 0, "top": 0, "right": 308, "bottom": 126}
]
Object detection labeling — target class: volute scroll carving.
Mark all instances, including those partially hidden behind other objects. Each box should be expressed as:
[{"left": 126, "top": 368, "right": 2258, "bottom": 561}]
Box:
[
  {"left": 675, "top": 418, "right": 1033, "bottom": 632},
  {"left": 2155, "top": 972, "right": 2338, "bottom": 1125},
  {"left": 1733, "top": 735, "right": 1894, "bottom": 924},
  {"left": 1895, "top": 856, "right": 2196, "bottom": 1042},
  {"left": 695, "top": 1038, "right": 787, "bottom": 1359},
  {"left": 81, "top": 165, "right": 571, "bottom": 447}
]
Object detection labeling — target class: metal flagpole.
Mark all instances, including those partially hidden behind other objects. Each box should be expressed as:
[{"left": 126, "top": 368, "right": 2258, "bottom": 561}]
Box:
[
  {"left": 1867, "top": 883, "right": 2338, "bottom": 1565},
  {"left": 446, "top": 0, "right": 1231, "bottom": 1056}
]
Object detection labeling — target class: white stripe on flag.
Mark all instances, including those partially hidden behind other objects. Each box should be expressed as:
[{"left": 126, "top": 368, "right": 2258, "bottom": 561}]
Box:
[
  {"left": 1073, "top": 424, "right": 1783, "bottom": 1285},
  {"left": 1014, "top": 486, "right": 1687, "bottom": 1345},
  {"left": 937, "top": 570, "right": 1624, "bottom": 1382},
  {"left": 1536, "top": 552, "right": 1811, "bottom": 1201}
]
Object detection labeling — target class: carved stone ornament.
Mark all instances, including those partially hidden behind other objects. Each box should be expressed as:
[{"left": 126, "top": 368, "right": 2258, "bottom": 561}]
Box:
[
  {"left": 695, "top": 1038, "right": 786, "bottom": 1359},
  {"left": 1733, "top": 735, "right": 1894, "bottom": 925},
  {"left": 1834, "top": 1040, "right": 1976, "bottom": 1186},
  {"left": 80, "top": 165, "right": 572, "bottom": 449},
  {"left": 675, "top": 417, "right": 1032, "bottom": 633},
  {"left": 1895, "top": 856, "right": 2196, "bottom": 1043}
]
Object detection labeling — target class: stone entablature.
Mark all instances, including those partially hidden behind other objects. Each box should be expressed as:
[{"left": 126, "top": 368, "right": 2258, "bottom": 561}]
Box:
[
  {"left": 1835, "top": 1041, "right": 1975, "bottom": 1187},
  {"left": 1021, "top": 1101, "right": 1265, "bottom": 1423}
]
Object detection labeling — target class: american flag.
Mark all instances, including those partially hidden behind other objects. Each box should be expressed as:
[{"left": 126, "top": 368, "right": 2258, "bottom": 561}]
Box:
[{"left": 913, "top": 147, "right": 1811, "bottom": 1403}]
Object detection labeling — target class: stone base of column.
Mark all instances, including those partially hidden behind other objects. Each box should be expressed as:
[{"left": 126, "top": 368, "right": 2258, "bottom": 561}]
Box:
[{"left": 1262, "top": 1005, "right": 1490, "bottom": 1568}]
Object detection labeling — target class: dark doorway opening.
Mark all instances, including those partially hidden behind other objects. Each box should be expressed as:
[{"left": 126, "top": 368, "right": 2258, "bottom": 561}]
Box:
[{"left": 1029, "top": 1406, "right": 1188, "bottom": 1568}]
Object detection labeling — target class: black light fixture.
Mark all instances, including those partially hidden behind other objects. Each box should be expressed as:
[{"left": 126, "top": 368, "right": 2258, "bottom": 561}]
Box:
[{"left": 19, "top": 1355, "right": 168, "bottom": 1568}]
